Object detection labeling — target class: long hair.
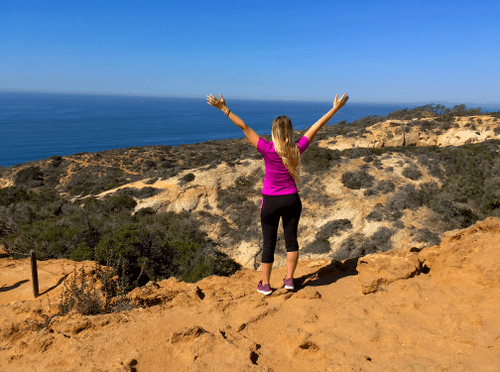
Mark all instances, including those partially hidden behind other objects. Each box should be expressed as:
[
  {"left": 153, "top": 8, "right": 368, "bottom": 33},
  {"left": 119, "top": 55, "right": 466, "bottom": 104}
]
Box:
[{"left": 272, "top": 115, "right": 301, "bottom": 182}]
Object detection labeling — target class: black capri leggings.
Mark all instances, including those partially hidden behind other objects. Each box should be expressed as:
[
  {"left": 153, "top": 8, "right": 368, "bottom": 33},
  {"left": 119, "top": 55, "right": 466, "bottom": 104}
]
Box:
[{"left": 260, "top": 193, "right": 302, "bottom": 264}]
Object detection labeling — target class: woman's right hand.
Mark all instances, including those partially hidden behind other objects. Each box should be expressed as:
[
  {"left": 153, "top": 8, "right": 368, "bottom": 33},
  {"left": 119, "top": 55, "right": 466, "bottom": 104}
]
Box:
[
  {"left": 333, "top": 93, "right": 349, "bottom": 111},
  {"left": 207, "top": 93, "right": 227, "bottom": 111}
]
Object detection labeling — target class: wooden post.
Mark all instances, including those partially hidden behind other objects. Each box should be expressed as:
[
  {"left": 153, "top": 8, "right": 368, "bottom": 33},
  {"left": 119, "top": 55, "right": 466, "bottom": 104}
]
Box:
[{"left": 30, "top": 250, "right": 39, "bottom": 298}]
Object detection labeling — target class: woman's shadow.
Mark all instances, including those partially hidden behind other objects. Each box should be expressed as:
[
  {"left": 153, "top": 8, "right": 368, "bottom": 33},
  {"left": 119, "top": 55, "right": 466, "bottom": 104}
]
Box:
[{"left": 294, "top": 257, "right": 359, "bottom": 290}]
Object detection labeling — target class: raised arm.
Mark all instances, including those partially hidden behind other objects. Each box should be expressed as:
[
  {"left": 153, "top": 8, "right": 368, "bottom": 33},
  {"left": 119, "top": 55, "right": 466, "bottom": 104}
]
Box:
[
  {"left": 304, "top": 93, "right": 349, "bottom": 144},
  {"left": 207, "top": 94, "right": 260, "bottom": 149}
]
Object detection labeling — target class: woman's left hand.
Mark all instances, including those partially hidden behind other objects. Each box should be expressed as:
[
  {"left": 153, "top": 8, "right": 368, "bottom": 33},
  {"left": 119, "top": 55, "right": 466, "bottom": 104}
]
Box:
[{"left": 207, "top": 94, "right": 227, "bottom": 111}]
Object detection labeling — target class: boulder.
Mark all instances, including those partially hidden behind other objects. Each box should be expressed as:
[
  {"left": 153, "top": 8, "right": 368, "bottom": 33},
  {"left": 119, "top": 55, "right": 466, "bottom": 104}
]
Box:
[{"left": 357, "top": 249, "right": 421, "bottom": 294}]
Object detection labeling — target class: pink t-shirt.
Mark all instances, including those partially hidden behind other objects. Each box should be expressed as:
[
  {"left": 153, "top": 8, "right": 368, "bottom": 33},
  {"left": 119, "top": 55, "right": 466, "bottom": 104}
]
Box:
[{"left": 257, "top": 136, "right": 310, "bottom": 196}]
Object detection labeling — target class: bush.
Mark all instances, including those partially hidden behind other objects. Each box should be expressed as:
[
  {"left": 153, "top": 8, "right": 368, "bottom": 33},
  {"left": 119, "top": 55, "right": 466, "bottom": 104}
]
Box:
[
  {"left": 50, "top": 155, "right": 64, "bottom": 167},
  {"left": 481, "top": 177, "right": 500, "bottom": 213},
  {"left": 370, "top": 227, "right": 394, "bottom": 251},
  {"left": 317, "top": 219, "right": 353, "bottom": 241},
  {"left": 58, "top": 263, "right": 131, "bottom": 315},
  {"left": 427, "top": 164, "right": 445, "bottom": 180},
  {"left": 343, "top": 148, "right": 374, "bottom": 160},
  {"left": 103, "top": 194, "right": 137, "bottom": 213},
  {"left": 376, "top": 180, "right": 395, "bottom": 194},
  {"left": 14, "top": 166, "right": 44, "bottom": 188},
  {"left": 180, "top": 173, "right": 195, "bottom": 183},
  {"left": 0, "top": 187, "right": 32, "bottom": 206},
  {"left": 402, "top": 166, "right": 422, "bottom": 181},
  {"left": 366, "top": 207, "right": 384, "bottom": 221},
  {"left": 116, "top": 187, "right": 161, "bottom": 199},
  {"left": 3, "top": 189, "right": 241, "bottom": 291},
  {"left": 413, "top": 228, "right": 440, "bottom": 246},
  {"left": 364, "top": 188, "right": 378, "bottom": 197},
  {"left": 442, "top": 122, "right": 451, "bottom": 130},
  {"left": 234, "top": 176, "right": 248, "bottom": 188},
  {"left": 366, "top": 204, "right": 402, "bottom": 222},
  {"left": 386, "top": 184, "right": 423, "bottom": 212},
  {"left": 371, "top": 158, "right": 383, "bottom": 169},
  {"left": 143, "top": 160, "right": 157, "bottom": 171},
  {"left": 302, "top": 145, "right": 341, "bottom": 172},
  {"left": 67, "top": 171, "right": 94, "bottom": 196},
  {"left": 341, "top": 170, "right": 375, "bottom": 189},
  {"left": 336, "top": 233, "right": 377, "bottom": 261}
]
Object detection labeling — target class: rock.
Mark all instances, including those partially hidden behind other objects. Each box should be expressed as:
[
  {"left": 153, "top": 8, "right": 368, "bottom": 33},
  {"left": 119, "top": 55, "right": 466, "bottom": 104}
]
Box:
[
  {"left": 166, "top": 186, "right": 205, "bottom": 213},
  {"left": 321, "top": 115, "right": 500, "bottom": 151},
  {"left": 292, "top": 287, "right": 322, "bottom": 300},
  {"left": 357, "top": 249, "right": 421, "bottom": 294},
  {"left": 384, "top": 127, "right": 405, "bottom": 147}
]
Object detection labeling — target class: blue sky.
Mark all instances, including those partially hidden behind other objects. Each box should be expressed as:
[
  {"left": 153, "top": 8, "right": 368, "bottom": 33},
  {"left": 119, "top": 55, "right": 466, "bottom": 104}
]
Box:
[{"left": 1, "top": 0, "right": 499, "bottom": 103}]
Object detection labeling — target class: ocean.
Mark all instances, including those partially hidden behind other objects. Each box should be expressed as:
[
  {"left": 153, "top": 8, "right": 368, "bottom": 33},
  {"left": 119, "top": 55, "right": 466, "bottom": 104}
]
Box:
[{"left": 1, "top": 91, "right": 498, "bottom": 167}]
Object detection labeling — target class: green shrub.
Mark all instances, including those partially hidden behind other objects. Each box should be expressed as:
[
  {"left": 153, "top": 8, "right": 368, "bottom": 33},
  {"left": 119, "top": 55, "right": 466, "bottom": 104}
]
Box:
[
  {"left": 234, "top": 176, "right": 248, "bottom": 188},
  {"left": 116, "top": 187, "right": 161, "bottom": 199},
  {"left": 70, "top": 242, "right": 94, "bottom": 261},
  {"left": 0, "top": 187, "right": 32, "bottom": 206},
  {"left": 413, "top": 228, "right": 440, "bottom": 246},
  {"left": 387, "top": 184, "right": 423, "bottom": 212},
  {"left": 58, "top": 263, "right": 131, "bottom": 316},
  {"left": 364, "top": 188, "right": 377, "bottom": 197},
  {"left": 50, "top": 155, "right": 63, "bottom": 167},
  {"left": 317, "top": 219, "right": 352, "bottom": 240},
  {"left": 181, "top": 173, "right": 195, "bottom": 183},
  {"left": 366, "top": 204, "right": 402, "bottom": 222},
  {"left": 143, "top": 160, "right": 157, "bottom": 170},
  {"left": 14, "top": 166, "right": 44, "bottom": 188},
  {"left": 402, "top": 166, "right": 422, "bottom": 181},
  {"left": 302, "top": 145, "right": 341, "bottom": 172},
  {"left": 336, "top": 233, "right": 377, "bottom": 260},
  {"left": 376, "top": 180, "right": 395, "bottom": 194},
  {"left": 341, "top": 170, "right": 375, "bottom": 189},
  {"left": 370, "top": 227, "right": 394, "bottom": 251}
]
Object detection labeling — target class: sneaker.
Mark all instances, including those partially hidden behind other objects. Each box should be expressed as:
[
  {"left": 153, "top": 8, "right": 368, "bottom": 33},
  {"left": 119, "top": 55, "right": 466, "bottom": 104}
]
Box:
[
  {"left": 257, "top": 280, "right": 272, "bottom": 295},
  {"left": 283, "top": 277, "right": 294, "bottom": 291}
]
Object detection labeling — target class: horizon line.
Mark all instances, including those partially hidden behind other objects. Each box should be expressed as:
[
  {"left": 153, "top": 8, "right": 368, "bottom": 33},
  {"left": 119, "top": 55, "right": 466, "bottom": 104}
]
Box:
[{"left": 0, "top": 88, "right": 497, "bottom": 107}]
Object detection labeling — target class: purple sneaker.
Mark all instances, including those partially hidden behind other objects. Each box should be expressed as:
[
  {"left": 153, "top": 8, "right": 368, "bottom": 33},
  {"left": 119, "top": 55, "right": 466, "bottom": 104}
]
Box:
[
  {"left": 257, "top": 280, "right": 272, "bottom": 295},
  {"left": 283, "top": 277, "right": 294, "bottom": 290}
]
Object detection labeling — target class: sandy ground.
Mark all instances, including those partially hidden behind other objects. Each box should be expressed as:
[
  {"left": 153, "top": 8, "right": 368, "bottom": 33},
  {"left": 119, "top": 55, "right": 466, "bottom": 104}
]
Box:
[{"left": 1, "top": 218, "right": 500, "bottom": 372}]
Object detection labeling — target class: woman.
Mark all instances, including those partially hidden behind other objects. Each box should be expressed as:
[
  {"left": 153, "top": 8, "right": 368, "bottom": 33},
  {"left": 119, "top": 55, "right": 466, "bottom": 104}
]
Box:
[{"left": 207, "top": 93, "right": 349, "bottom": 295}]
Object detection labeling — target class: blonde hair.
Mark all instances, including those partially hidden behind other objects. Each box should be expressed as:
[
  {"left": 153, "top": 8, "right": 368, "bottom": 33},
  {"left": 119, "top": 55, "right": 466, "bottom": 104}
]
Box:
[{"left": 272, "top": 115, "right": 301, "bottom": 182}]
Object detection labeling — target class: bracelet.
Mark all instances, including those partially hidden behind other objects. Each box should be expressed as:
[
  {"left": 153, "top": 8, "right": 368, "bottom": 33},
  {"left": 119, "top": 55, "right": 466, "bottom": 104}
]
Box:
[{"left": 224, "top": 108, "right": 231, "bottom": 116}]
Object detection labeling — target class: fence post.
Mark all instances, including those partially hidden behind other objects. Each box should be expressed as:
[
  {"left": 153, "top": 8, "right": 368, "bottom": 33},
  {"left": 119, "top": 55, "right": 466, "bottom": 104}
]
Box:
[{"left": 30, "top": 250, "right": 39, "bottom": 298}]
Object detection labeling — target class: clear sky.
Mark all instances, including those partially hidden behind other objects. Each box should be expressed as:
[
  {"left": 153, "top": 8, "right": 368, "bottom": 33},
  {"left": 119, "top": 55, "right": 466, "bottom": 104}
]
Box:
[{"left": 1, "top": 0, "right": 499, "bottom": 103}]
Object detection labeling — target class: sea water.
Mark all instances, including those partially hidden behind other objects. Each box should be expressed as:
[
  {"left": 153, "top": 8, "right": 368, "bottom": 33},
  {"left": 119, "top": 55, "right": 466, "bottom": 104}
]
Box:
[{"left": 1, "top": 91, "right": 497, "bottom": 167}]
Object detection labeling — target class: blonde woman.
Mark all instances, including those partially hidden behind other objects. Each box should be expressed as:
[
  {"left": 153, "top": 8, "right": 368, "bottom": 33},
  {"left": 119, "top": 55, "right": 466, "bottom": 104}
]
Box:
[{"left": 207, "top": 93, "right": 349, "bottom": 295}]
